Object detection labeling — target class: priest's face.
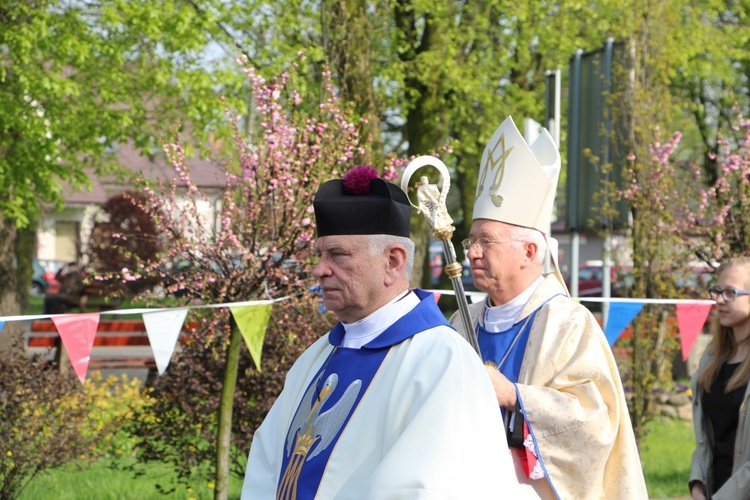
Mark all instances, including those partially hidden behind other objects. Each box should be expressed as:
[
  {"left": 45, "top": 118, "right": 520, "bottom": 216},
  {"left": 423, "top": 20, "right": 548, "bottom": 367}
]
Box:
[
  {"left": 313, "top": 234, "right": 387, "bottom": 323},
  {"left": 465, "top": 219, "right": 529, "bottom": 304}
]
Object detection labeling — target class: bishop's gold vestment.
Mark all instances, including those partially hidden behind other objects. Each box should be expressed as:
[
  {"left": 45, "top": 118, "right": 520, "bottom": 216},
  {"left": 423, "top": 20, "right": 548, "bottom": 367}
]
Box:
[{"left": 452, "top": 274, "right": 648, "bottom": 499}]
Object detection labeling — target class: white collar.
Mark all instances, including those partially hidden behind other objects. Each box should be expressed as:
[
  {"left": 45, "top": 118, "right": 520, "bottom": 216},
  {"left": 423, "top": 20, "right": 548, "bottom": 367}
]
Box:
[
  {"left": 341, "top": 290, "right": 418, "bottom": 348},
  {"left": 483, "top": 276, "right": 544, "bottom": 333}
]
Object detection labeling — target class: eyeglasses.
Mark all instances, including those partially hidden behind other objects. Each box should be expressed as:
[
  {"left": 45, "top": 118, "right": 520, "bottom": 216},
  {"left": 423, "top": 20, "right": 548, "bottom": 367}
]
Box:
[
  {"left": 461, "top": 238, "right": 516, "bottom": 253},
  {"left": 708, "top": 287, "right": 750, "bottom": 302}
]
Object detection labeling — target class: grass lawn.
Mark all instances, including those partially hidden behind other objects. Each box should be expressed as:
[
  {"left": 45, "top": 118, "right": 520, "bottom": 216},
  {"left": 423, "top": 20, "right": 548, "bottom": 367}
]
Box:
[
  {"left": 18, "top": 417, "right": 693, "bottom": 499},
  {"left": 641, "top": 416, "right": 694, "bottom": 499},
  {"left": 19, "top": 458, "right": 244, "bottom": 500}
]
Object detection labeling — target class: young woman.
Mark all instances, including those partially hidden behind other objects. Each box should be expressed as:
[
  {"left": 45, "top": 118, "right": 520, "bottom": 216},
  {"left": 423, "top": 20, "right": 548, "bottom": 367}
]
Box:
[{"left": 690, "top": 257, "right": 750, "bottom": 499}]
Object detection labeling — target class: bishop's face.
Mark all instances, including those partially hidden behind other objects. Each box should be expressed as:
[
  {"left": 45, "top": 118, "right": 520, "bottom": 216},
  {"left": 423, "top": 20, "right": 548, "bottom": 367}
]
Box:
[
  {"left": 313, "top": 234, "right": 388, "bottom": 323},
  {"left": 465, "top": 219, "right": 528, "bottom": 304}
]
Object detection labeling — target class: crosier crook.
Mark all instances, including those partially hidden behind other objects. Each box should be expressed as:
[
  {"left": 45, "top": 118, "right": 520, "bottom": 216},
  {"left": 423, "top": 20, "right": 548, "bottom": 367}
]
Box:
[{"left": 401, "top": 156, "right": 480, "bottom": 355}]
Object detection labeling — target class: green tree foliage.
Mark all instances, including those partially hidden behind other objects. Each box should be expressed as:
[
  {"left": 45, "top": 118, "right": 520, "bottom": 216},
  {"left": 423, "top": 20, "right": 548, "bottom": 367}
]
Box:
[
  {"left": 666, "top": 0, "right": 750, "bottom": 181},
  {"left": 597, "top": 0, "right": 750, "bottom": 441},
  {"left": 0, "top": 0, "right": 246, "bottom": 321},
  {"left": 0, "top": 0, "right": 235, "bottom": 226},
  {"left": 189, "top": 0, "right": 628, "bottom": 285}
]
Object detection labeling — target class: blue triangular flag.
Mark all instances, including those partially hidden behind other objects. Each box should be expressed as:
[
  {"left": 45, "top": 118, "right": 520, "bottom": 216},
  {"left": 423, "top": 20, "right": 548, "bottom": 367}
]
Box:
[
  {"left": 309, "top": 285, "right": 326, "bottom": 313},
  {"left": 605, "top": 302, "right": 644, "bottom": 346}
]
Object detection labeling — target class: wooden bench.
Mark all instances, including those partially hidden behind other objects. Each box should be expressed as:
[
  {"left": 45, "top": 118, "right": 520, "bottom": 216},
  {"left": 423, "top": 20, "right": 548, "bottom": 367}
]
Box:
[{"left": 27, "top": 320, "right": 157, "bottom": 374}]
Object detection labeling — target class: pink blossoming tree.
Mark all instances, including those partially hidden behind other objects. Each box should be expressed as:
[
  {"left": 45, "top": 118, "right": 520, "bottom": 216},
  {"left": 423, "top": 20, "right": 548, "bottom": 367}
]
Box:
[
  {"left": 112, "top": 57, "right": 366, "bottom": 498},
  {"left": 614, "top": 113, "right": 750, "bottom": 442},
  {"left": 681, "top": 115, "right": 750, "bottom": 261}
]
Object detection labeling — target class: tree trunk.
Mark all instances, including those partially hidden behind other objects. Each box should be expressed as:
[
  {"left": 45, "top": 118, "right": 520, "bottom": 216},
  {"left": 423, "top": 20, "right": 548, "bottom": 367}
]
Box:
[
  {"left": 15, "top": 223, "right": 36, "bottom": 312},
  {"left": 322, "top": 0, "right": 383, "bottom": 167},
  {"left": 654, "top": 309, "right": 668, "bottom": 385},
  {"left": 0, "top": 213, "right": 21, "bottom": 353},
  {"left": 215, "top": 316, "right": 241, "bottom": 500}
]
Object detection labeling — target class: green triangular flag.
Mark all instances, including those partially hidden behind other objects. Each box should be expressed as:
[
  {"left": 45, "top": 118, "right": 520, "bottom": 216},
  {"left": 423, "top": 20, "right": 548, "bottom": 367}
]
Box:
[{"left": 230, "top": 303, "right": 273, "bottom": 371}]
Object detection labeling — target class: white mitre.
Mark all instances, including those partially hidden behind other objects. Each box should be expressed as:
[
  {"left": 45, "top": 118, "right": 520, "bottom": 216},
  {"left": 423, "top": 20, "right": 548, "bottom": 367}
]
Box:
[
  {"left": 473, "top": 116, "right": 560, "bottom": 233},
  {"left": 474, "top": 116, "right": 568, "bottom": 293}
]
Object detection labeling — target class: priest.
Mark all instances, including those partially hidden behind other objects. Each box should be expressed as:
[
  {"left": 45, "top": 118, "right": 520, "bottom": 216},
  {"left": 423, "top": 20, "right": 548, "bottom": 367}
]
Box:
[{"left": 242, "top": 165, "right": 522, "bottom": 499}]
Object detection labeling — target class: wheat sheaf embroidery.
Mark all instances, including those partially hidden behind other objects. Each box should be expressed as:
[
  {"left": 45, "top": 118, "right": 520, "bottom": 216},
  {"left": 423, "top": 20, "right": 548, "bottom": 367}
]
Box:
[{"left": 476, "top": 133, "right": 514, "bottom": 207}]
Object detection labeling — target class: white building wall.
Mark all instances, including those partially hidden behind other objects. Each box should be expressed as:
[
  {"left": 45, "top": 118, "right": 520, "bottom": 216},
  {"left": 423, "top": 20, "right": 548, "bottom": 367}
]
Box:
[{"left": 38, "top": 192, "right": 222, "bottom": 265}]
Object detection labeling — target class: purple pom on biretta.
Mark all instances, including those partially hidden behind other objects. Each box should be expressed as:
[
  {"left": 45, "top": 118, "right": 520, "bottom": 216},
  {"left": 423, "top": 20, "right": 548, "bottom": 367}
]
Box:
[
  {"left": 342, "top": 166, "right": 379, "bottom": 195},
  {"left": 314, "top": 165, "right": 411, "bottom": 237}
]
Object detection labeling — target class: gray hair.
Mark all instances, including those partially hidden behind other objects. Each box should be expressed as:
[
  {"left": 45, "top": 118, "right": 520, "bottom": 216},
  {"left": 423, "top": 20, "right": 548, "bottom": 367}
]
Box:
[
  {"left": 507, "top": 225, "right": 547, "bottom": 265},
  {"left": 365, "top": 234, "right": 415, "bottom": 280}
]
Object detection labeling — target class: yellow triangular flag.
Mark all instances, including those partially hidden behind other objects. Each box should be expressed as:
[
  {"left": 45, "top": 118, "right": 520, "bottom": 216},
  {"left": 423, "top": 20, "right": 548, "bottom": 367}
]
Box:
[{"left": 230, "top": 303, "right": 272, "bottom": 371}]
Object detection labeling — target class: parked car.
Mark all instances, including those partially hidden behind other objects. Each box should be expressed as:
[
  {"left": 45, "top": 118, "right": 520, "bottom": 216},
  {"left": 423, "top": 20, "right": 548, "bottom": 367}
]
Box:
[
  {"left": 459, "top": 258, "right": 476, "bottom": 291},
  {"left": 565, "top": 260, "right": 633, "bottom": 298},
  {"left": 38, "top": 259, "right": 68, "bottom": 294},
  {"left": 30, "top": 258, "right": 49, "bottom": 296},
  {"left": 428, "top": 241, "right": 477, "bottom": 291},
  {"left": 565, "top": 260, "right": 715, "bottom": 299},
  {"left": 675, "top": 263, "right": 716, "bottom": 298},
  {"left": 428, "top": 241, "right": 444, "bottom": 287}
]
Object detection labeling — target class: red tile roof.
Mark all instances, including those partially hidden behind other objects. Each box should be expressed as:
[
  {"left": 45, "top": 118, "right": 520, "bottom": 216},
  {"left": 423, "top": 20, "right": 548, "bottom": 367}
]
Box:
[{"left": 63, "top": 141, "right": 226, "bottom": 205}]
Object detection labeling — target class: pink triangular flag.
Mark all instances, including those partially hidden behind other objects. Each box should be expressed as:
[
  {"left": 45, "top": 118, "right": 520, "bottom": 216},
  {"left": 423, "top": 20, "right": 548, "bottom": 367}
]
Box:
[
  {"left": 52, "top": 313, "right": 100, "bottom": 384},
  {"left": 143, "top": 308, "right": 189, "bottom": 375},
  {"left": 676, "top": 303, "right": 713, "bottom": 361}
]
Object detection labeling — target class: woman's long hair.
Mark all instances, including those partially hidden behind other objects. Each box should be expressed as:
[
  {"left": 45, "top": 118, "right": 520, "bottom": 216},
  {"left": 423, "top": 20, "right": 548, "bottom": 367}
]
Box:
[{"left": 698, "top": 256, "right": 750, "bottom": 393}]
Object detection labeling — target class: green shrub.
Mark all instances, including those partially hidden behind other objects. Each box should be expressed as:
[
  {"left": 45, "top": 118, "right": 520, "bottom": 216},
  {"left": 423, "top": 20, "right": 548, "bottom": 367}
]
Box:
[
  {"left": 0, "top": 346, "right": 100, "bottom": 498},
  {"left": 124, "top": 300, "right": 328, "bottom": 493}
]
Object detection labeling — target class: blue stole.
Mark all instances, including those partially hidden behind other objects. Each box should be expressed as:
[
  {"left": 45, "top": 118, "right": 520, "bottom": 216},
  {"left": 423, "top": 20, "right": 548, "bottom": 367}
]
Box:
[
  {"left": 476, "top": 294, "right": 563, "bottom": 497},
  {"left": 477, "top": 311, "right": 537, "bottom": 383},
  {"left": 276, "top": 289, "right": 450, "bottom": 500},
  {"left": 476, "top": 294, "right": 561, "bottom": 382}
]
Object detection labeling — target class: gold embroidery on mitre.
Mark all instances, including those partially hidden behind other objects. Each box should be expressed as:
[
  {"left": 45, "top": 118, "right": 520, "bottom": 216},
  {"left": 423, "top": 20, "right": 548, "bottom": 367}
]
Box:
[{"left": 476, "top": 133, "right": 514, "bottom": 207}]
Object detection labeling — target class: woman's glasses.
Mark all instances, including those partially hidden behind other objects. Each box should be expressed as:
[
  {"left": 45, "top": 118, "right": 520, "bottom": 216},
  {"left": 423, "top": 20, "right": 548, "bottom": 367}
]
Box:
[{"left": 708, "top": 287, "right": 750, "bottom": 302}]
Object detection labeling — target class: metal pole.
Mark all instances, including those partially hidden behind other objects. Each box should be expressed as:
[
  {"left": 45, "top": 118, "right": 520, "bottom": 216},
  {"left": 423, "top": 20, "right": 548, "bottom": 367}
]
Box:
[
  {"left": 568, "top": 50, "right": 583, "bottom": 298},
  {"left": 601, "top": 38, "right": 615, "bottom": 327}
]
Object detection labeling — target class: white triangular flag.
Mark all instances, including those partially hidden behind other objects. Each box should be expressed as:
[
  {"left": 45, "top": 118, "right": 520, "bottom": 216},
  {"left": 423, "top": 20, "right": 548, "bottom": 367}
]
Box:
[{"left": 143, "top": 308, "right": 189, "bottom": 375}]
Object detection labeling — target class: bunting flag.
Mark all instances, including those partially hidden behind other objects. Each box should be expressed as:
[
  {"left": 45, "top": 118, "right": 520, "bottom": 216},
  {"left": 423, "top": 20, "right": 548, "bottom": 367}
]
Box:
[
  {"left": 2, "top": 294, "right": 715, "bottom": 381},
  {"left": 52, "top": 313, "right": 101, "bottom": 384},
  {"left": 676, "top": 303, "right": 713, "bottom": 361},
  {"left": 309, "top": 285, "right": 326, "bottom": 313},
  {"left": 605, "top": 302, "right": 644, "bottom": 346},
  {"left": 230, "top": 303, "right": 273, "bottom": 372},
  {"left": 143, "top": 308, "right": 189, "bottom": 375}
]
